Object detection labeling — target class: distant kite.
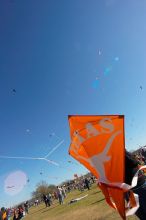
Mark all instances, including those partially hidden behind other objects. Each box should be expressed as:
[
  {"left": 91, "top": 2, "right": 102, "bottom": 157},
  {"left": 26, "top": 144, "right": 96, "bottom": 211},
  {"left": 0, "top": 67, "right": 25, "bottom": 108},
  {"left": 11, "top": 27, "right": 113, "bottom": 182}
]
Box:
[
  {"left": 68, "top": 160, "right": 80, "bottom": 166},
  {"left": 49, "top": 133, "right": 55, "bottom": 137},
  {"left": 12, "top": 89, "right": 16, "bottom": 94},
  {"left": 140, "top": 86, "right": 142, "bottom": 90}
]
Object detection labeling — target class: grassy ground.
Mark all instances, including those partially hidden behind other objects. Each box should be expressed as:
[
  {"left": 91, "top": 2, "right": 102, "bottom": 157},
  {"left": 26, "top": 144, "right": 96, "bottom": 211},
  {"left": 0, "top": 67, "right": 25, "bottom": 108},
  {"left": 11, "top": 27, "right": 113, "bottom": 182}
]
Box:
[{"left": 22, "top": 184, "right": 138, "bottom": 220}]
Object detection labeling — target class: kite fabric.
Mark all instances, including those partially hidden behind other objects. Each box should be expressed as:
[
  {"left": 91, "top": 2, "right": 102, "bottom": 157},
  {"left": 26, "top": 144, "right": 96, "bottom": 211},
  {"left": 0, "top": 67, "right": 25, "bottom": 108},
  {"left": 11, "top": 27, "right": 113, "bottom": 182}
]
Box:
[{"left": 68, "top": 115, "right": 140, "bottom": 219}]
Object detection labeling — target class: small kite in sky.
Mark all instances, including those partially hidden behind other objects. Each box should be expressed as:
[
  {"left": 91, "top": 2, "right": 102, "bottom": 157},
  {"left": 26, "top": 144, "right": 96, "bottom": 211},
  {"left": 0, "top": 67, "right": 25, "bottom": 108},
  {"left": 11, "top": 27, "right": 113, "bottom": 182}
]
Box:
[
  {"left": 49, "top": 133, "right": 55, "bottom": 137},
  {"left": 68, "top": 160, "right": 79, "bottom": 166},
  {"left": 140, "top": 86, "right": 142, "bottom": 90},
  {"left": 12, "top": 89, "right": 16, "bottom": 94}
]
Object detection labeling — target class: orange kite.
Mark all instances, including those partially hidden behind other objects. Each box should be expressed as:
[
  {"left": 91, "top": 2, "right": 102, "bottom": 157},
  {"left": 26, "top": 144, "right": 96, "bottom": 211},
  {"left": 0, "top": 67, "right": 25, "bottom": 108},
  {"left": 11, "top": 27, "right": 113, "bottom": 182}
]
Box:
[{"left": 68, "top": 115, "right": 139, "bottom": 219}]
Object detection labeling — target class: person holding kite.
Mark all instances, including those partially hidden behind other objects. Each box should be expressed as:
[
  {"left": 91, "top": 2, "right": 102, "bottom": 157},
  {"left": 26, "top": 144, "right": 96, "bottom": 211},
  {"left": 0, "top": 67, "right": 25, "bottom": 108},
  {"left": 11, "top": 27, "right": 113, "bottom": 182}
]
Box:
[{"left": 125, "top": 151, "right": 146, "bottom": 220}]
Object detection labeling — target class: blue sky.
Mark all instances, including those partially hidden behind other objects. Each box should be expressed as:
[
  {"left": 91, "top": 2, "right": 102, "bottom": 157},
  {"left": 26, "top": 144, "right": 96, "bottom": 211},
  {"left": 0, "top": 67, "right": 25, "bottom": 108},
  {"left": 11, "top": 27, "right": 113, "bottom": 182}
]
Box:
[{"left": 0, "top": 0, "right": 146, "bottom": 207}]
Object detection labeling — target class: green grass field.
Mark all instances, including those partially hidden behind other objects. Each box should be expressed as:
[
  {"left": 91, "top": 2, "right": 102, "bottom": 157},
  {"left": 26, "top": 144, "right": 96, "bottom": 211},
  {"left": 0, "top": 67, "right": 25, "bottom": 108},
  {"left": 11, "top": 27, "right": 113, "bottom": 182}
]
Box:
[{"left": 21, "top": 184, "right": 138, "bottom": 220}]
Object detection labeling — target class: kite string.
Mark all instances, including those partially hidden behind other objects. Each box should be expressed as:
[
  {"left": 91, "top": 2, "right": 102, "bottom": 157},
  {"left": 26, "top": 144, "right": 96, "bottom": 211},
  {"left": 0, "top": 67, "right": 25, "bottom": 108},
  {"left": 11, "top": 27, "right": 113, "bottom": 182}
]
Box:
[
  {"left": 44, "top": 140, "right": 64, "bottom": 158},
  {"left": 0, "top": 139, "right": 64, "bottom": 166},
  {"left": 0, "top": 156, "right": 44, "bottom": 160}
]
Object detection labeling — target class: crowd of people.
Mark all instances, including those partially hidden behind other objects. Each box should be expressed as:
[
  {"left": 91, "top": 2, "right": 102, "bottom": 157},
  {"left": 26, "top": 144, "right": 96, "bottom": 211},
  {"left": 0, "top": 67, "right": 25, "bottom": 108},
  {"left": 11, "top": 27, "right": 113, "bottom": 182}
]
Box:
[
  {"left": 1, "top": 147, "right": 146, "bottom": 220},
  {"left": 0, "top": 201, "right": 29, "bottom": 220},
  {"left": 132, "top": 147, "right": 146, "bottom": 165},
  {"left": 42, "top": 186, "right": 66, "bottom": 207},
  {"left": 0, "top": 173, "right": 96, "bottom": 220},
  {"left": 42, "top": 177, "right": 95, "bottom": 208},
  {"left": 0, "top": 207, "right": 11, "bottom": 220},
  {"left": 0, "top": 175, "right": 95, "bottom": 220}
]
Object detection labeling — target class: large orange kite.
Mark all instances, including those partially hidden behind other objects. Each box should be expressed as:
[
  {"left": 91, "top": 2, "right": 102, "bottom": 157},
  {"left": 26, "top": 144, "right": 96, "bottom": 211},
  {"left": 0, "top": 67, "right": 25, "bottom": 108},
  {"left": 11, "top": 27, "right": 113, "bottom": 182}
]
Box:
[{"left": 68, "top": 115, "right": 139, "bottom": 219}]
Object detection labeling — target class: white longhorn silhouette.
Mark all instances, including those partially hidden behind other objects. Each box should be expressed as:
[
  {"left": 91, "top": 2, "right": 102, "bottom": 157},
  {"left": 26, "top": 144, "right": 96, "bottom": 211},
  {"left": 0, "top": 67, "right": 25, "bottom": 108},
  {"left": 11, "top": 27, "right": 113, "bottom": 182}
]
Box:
[{"left": 71, "top": 130, "right": 121, "bottom": 183}]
